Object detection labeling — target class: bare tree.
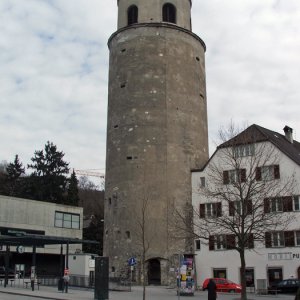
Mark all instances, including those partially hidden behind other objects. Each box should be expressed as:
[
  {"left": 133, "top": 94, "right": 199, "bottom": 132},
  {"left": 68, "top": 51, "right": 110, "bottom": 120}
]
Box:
[
  {"left": 133, "top": 195, "right": 157, "bottom": 300},
  {"left": 175, "top": 123, "right": 296, "bottom": 300}
]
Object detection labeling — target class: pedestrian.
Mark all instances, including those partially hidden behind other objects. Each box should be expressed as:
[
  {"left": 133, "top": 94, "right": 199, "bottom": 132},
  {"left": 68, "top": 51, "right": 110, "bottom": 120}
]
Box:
[
  {"left": 295, "top": 286, "right": 300, "bottom": 300},
  {"left": 207, "top": 279, "right": 217, "bottom": 300}
]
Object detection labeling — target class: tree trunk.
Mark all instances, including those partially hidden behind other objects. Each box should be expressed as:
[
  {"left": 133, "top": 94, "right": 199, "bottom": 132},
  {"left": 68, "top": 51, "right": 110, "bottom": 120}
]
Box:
[{"left": 239, "top": 250, "right": 247, "bottom": 300}]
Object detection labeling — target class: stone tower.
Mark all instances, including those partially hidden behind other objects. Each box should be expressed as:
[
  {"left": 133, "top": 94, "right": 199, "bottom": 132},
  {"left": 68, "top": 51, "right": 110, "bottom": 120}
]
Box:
[{"left": 104, "top": 0, "right": 208, "bottom": 285}]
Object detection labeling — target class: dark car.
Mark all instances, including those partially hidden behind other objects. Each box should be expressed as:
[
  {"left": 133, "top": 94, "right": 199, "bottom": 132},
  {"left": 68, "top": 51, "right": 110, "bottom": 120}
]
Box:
[
  {"left": 269, "top": 279, "right": 300, "bottom": 294},
  {"left": 202, "top": 278, "right": 242, "bottom": 293}
]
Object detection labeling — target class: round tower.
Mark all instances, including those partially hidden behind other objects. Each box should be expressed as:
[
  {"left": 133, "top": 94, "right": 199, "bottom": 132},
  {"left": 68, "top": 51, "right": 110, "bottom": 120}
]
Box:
[{"left": 104, "top": 0, "right": 208, "bottom": 285}]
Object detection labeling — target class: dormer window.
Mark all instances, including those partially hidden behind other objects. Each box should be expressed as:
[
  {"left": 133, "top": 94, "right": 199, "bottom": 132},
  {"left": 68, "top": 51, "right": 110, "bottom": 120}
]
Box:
[
  {"left": 163, "top": 3, "right": 176, "bottom": 24},
  {"left": 128, "top": 5, "right": 138, "bottom": 25}
]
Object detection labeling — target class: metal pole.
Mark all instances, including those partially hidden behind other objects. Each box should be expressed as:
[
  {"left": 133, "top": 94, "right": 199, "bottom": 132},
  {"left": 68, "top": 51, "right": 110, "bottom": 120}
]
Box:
[
  {"left": 177, "top": 254, "right": 181, "bottom": 300},
  {"left": 65, "top": 242, "right": 69, "bottom": 293}
]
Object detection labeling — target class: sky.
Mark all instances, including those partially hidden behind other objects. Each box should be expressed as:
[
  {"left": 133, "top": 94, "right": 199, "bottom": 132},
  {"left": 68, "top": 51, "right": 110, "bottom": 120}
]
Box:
[{"left": 1, "top": 0, "right": 300, "bottom": 177}]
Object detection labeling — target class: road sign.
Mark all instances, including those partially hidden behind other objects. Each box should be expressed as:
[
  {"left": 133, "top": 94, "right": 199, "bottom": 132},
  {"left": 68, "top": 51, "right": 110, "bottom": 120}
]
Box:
[{"left": 128, "top": 257, "right": 136, "bottom": 266}]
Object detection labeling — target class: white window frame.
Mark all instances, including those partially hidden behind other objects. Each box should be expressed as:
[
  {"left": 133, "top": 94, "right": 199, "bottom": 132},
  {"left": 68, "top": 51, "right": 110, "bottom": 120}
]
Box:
[
  {"left": 271, "top": 232, "right": 284, "bottom": 247},
  {"left": 261, "top": 166, "right": 275, "bottom": 181},
  {"left": 233, "top": 144, "right": 255, "bottom": 158},
  {"left": 195, "top": 239, "right": 201, "bottom": 251},
  {"left": 270, "top": 198, "right": 283, "bottom": 212},
  {"left": 295, "top": 231, "right": 300, "bottom": 246},
  {"left": 215, "top": 235, "right": 226, "bottom": 250},
  {"left": 294, "top": 196, "right": 300, "bottom": 211}
]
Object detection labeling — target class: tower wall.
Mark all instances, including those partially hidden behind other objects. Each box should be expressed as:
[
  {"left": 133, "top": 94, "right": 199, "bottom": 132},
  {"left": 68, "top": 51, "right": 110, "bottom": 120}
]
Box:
[
  {"left": 104, "top": 0, "right": 208, "bottom": 285},
  {"left": 117, "top": 0, "right": 192, "bottom": 29}
]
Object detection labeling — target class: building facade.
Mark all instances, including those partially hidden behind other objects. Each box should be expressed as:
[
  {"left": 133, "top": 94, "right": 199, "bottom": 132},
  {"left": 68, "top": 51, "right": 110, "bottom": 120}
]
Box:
[
  {"left": 0, "top": 195, "right": 83, "bottom": 276},
  {"left": 192, "top": 125, "right": 300, "bottom": 289},
  {"left": 104, "top": 0, "right": 209, "bottom": 285}
]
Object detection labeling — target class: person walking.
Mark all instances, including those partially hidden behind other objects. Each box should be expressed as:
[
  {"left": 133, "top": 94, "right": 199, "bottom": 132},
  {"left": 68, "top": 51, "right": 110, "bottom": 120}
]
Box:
[{"left": 207, "top": 279, "right": 217, "bottom": 300}]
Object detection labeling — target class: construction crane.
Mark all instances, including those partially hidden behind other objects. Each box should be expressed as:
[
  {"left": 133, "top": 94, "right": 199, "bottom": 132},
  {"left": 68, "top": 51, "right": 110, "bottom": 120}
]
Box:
[{"left": 74, "top": 169, "right": 105, "bottom": 178}]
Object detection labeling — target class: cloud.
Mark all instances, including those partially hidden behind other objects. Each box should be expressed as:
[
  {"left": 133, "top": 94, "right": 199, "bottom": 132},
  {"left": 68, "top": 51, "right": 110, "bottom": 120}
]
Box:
[{"left": 1, "top": 0, "right": 299, "bottom": 175}]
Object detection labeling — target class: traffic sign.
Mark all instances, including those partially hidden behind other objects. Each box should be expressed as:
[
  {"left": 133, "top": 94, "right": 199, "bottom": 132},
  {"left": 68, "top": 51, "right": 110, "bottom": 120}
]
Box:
[{"left": 128, "top": 257, "right": 136, "bottom": 266}]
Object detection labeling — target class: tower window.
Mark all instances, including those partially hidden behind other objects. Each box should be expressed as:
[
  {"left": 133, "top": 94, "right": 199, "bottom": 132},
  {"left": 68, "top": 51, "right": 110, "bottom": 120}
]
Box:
[
  {"left": 162, "top": 3, "right": 176, "bottom": 24},
  {"left": 128, "top": 5, "right": 138, "bottom": 25}
]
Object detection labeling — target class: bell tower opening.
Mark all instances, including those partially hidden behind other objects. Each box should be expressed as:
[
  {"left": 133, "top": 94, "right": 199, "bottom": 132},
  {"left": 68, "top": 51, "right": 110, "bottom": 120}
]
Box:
[
  {"left": 162, "top": 3, "right": 176, "bottom": 24},
  {"left": 128, "top": 5, "right": 138, "bottom": 25},
  {"left": 148, "top": 259, "right": 161, "bottom": 285}
]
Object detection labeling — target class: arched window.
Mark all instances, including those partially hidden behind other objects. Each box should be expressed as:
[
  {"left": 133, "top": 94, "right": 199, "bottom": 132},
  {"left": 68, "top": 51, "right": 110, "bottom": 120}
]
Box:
[
  {"left": 128, "top": 5, "right": 138, "bottom": 25},
  {"left": 162, "top": 3, "right": 176, "bottom": 24}
]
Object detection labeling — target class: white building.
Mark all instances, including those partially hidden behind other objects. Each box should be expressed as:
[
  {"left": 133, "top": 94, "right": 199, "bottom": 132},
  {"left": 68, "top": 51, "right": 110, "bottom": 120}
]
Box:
[
  {"left": 0, "top": 195, "right": 83, "bottom": 276},
  {"left": 192, "top": 125, "right": 300, "bottom": 289}
]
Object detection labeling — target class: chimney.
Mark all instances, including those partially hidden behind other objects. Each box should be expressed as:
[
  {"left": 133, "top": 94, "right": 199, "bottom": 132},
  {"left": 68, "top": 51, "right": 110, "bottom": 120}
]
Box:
[{"left": 283, "top": 125, "right": 293, "bottom": 144}]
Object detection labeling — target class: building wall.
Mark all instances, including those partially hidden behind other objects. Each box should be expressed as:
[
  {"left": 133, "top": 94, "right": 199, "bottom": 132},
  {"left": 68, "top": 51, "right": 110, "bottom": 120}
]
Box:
[
  {"left": 0, "top": 195, "right": 83, "bottom": 254},
  {"left": 117, "top": 0, "right": 192, "bottom": 29},
  {"left": 104, "top": 0, "right": 208, "bottom": 285},
  {"left": 192, "top": 141, "right": 300, "bottom": 288}
]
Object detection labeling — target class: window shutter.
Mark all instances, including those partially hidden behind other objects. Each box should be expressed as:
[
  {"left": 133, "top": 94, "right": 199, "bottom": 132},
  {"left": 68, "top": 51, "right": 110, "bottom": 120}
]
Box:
[
  {"left": 264, "top": 198, "right": 270, "bottom": 213},
  {"left": 284, "top": 231, "right": 295, "bottom": 247},
  {"left": 216, "top": 202, "right": 222, "bottom": 217},
  {"left": 226, "top": 234, "right": 236, "bottom": 249},
  {"left": 274, "top": 165, "right": 280, "bottom": 179},
  {"left": 199, "top": 204, "right": 205, "bottom": 218},
  {"left": 247, "top": 200, "right": 253, "bottom": 215},
  {"left": 265, "top": 232, "right": 272, "bottom": 248},
  {"left": 240, "top": 169, "right": 246, "bottom": 182},
  {"left": 209, "top": 236, "right": 215, "bottom": 250},
  {"left": 283, "top": 196, "right": 293, "bottom": 212},
  {"left": 223, "top": 171, "right": 229, "bottom": 184},
  {"left": 248, "top": 233, "right": 254, "bottom": 249},
  {"left": 255, "top": 167, "right": 261, "bottom": 181},
  {"left": 229, "top": 201, "right": 235, "bottom": 216}
]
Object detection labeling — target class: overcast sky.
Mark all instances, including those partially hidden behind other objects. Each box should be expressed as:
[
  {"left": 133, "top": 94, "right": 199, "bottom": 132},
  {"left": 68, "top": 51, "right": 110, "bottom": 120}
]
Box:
[{"left": 1, "top": 0, "right": 300, "bottom": 177}]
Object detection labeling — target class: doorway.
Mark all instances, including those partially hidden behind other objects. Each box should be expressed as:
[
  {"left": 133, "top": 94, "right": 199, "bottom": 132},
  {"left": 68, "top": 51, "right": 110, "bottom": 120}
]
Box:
[
  {"left": 148, "top": 259, "right": 161, "bottom": 285},
  {"left": 267, "top": 267, "right": 282, "bottom": 287}
]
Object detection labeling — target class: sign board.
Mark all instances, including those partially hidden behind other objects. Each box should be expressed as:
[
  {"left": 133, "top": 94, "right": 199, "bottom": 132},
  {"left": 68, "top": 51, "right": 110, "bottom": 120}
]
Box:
[{"left": 128, "top": 257, "right": 136, "bottom": 266}]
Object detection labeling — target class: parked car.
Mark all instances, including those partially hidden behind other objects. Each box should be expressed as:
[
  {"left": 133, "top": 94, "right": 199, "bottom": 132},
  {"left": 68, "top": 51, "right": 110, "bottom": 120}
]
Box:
[
  {"left": 202, "top": 278, "right": 242, "bottom": 293},
  {"left": 268, "top": 279, "right": 300, "bottom": 294}
]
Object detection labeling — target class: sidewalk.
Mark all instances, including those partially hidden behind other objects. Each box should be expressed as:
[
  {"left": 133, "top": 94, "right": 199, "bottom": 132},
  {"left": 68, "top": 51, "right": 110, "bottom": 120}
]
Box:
[{"left": 0, "top": 284, "right": 296, "bottom": 300}]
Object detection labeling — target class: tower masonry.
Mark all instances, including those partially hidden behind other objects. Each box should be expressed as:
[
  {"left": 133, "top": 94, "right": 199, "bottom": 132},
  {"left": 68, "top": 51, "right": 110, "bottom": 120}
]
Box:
[{"left": 104, "top": 0, "right": 209, "bottom": 285}]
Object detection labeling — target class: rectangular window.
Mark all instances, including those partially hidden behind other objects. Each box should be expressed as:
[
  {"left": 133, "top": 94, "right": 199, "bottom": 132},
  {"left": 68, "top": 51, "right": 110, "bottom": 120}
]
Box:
[
  {"left": 200, "top": 203, "right": 222, "bottom": 218},
  {"left": 294, "top": 196, "right": 300, "bottom": 211},
  {"left": 270, "top": 198, "right": 283, "bottom": 212},
  {"left": 195, "top": 239, "right": 201, "bottom": 251},
  {"left": 233, "top": 144, "right": 255, "bottom": 158},
  {"left": 200, "top": 177, "right": 205, "bottom": 188},
  {"left": 257, "top": 165, "right": 280, "bottom": 181},
  {"left": 295, "top": 232, "right": 300, "bottom": 246},
  {"left": 215, "top": 235, "right": 226, "bottom": 250},
  {"left": 223, "top": 169, "right": 246, "bottom": 184},
  {"left": 55, "top": 211, "right": 80, "bottom": 229},
  {"left": 272, "top": 232, "right": 285, "bottom": 247}
]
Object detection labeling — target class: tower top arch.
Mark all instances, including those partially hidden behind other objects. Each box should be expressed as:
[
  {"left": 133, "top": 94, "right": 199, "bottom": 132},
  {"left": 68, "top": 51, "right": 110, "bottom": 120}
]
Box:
[{"left": 117, "top": 0, "right": 192, "bottom": 30}]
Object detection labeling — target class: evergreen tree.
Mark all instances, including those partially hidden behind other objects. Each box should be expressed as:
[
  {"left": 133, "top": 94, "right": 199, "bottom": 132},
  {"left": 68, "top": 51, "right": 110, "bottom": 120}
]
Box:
[
  {"left": 66, "top": 170, "right": 79, "bottom": 206},
  {"left": 6, "top": 155, "right": 25, "bottom": 196},
  {"left": 28, "top": 141, "right": 69, "bottom": 203}
]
